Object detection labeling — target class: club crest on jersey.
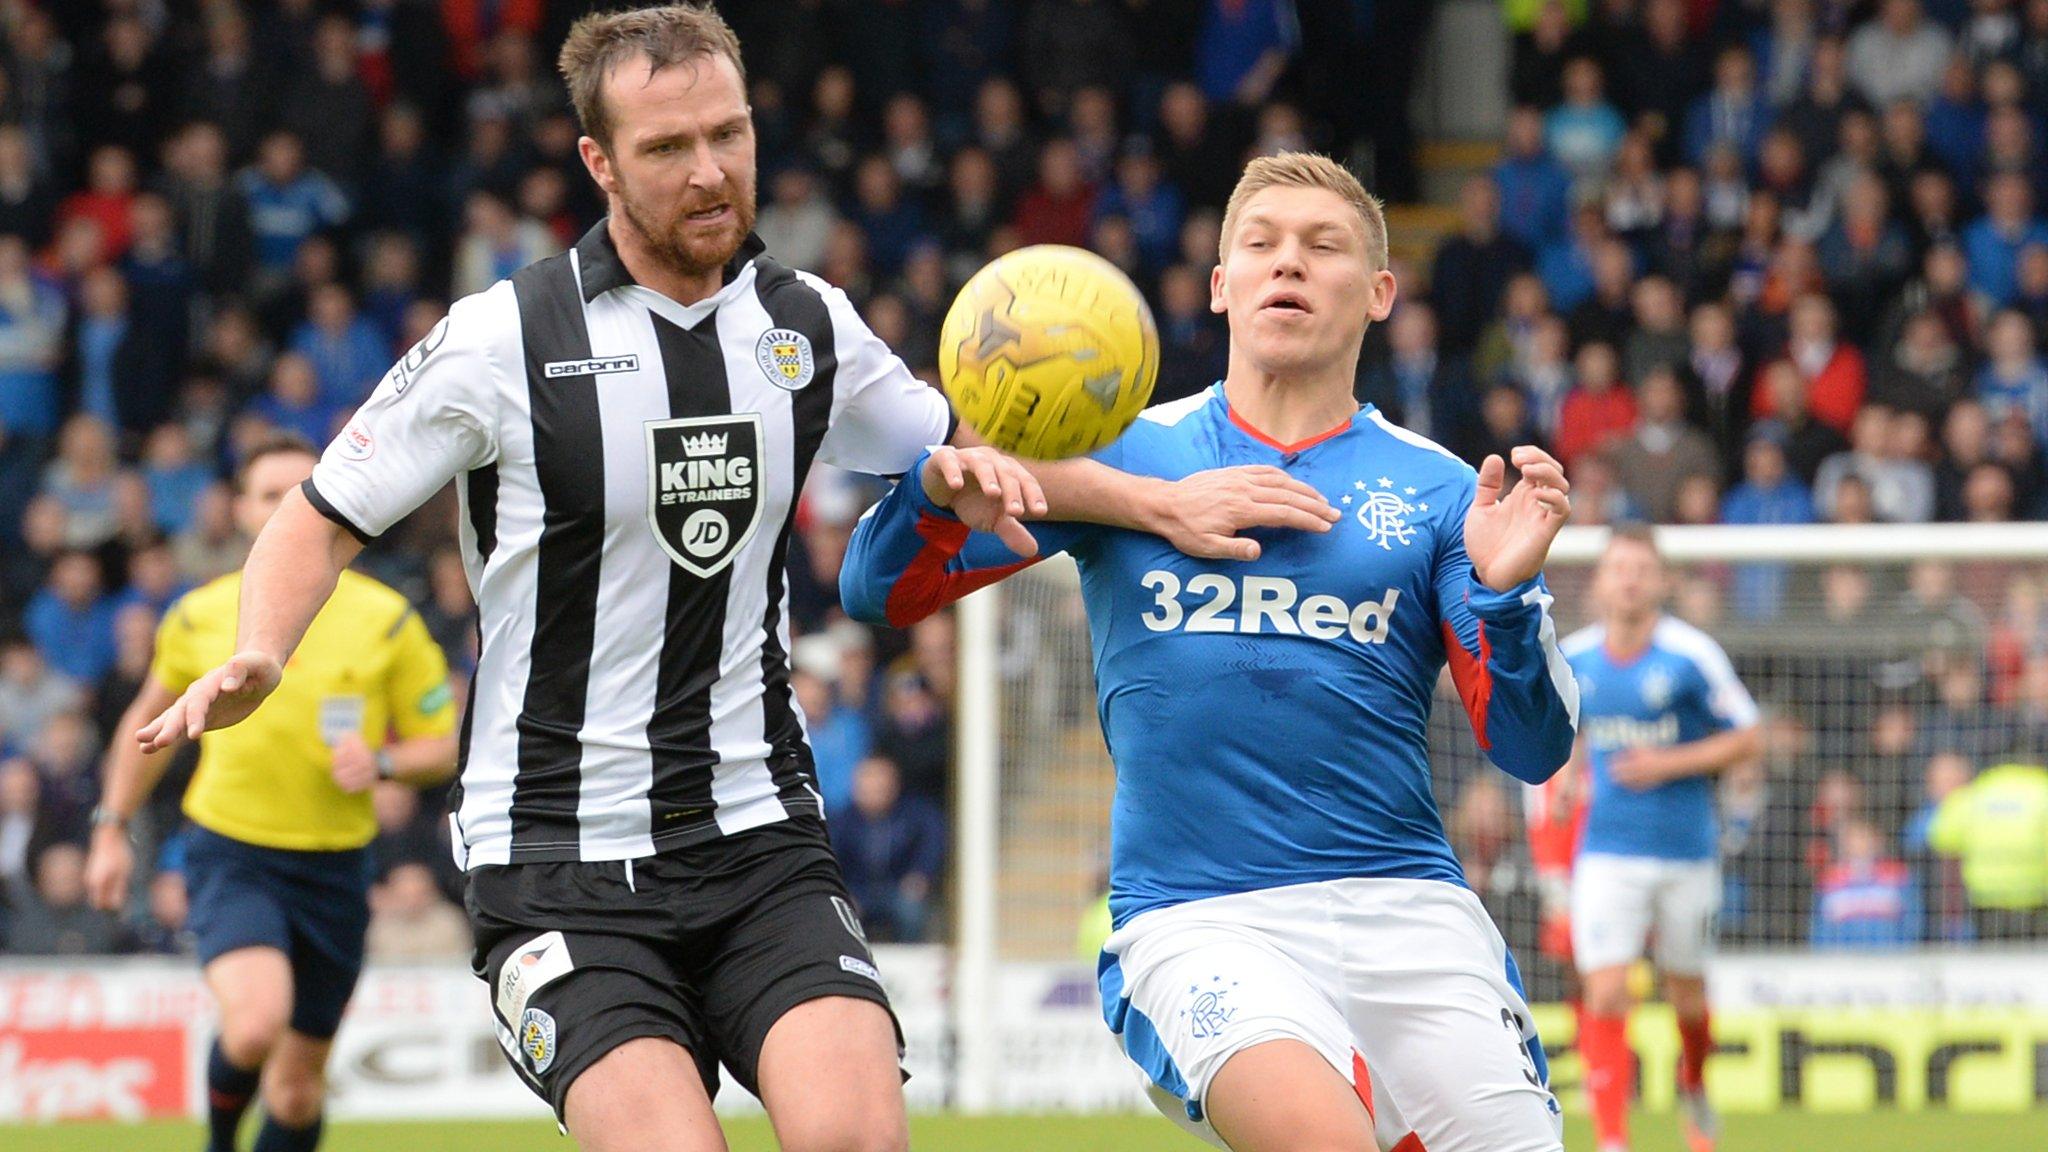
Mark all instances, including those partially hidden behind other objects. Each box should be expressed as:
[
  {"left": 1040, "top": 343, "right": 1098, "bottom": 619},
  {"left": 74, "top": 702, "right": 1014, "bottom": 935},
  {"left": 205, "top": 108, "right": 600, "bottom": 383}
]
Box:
[
  {"left": 519, "top": 1007, "right": 557, "bottom": 1074},
  {"left": 1345, "top": 476, "right": 1419, "bottom": 550},
  {"left": 645, "top": 413, "right": 764, "bottom": 578},
  {"left": 755, "top": 327, "right": 815, "bottom": 390},
  {"left": 1639, "top": 666, "right": 1673, "bottom": 710}
]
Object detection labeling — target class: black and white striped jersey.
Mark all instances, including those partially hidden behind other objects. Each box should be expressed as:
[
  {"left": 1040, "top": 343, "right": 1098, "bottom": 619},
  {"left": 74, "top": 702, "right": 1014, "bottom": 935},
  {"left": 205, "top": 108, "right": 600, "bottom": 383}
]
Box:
[{"left": 305, "top": 221, "right": 952, "bottom": 866}]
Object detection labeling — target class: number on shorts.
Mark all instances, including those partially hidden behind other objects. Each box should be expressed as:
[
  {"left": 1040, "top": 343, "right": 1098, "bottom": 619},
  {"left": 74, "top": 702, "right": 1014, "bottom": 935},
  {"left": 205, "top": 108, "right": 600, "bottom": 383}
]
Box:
[{"left": 1501, "top": 1007, "right": 1542, "bottom": 1088}]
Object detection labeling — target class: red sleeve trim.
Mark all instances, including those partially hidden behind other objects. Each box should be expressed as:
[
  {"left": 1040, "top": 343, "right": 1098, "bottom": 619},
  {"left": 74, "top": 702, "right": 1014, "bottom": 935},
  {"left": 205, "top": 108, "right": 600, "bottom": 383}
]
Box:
[
  {"left": 882, "top": 512, "right": 1040, "bottom": 628},
  {"left": 1350, "top": 1049, "right": 1377, "bottom": 1123},
  {"left": 1442, "top": 617, "right": 1494, "bottom": 751}
]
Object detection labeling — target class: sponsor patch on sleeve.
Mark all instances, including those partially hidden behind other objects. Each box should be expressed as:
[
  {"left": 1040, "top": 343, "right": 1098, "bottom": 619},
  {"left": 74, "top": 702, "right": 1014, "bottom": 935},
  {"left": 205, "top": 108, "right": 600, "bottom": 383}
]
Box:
[{"left": 839, "top": 954, "right": 882, "bottom": 983}]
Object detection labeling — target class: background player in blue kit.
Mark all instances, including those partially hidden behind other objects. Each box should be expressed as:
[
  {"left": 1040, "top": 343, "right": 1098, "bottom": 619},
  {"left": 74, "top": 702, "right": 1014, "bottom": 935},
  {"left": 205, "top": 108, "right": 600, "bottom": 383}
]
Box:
[
  {"left": 844, "top": 153, "right": 1581, "bottom": 1152},
  {"left": 1560, "top": 526, "right": 1762, "bottom": 1152}
]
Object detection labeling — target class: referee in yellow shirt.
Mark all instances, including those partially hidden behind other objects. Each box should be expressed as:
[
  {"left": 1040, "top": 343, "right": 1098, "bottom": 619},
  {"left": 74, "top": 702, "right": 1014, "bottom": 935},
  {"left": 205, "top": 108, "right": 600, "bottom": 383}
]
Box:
[{"left": 84, "top": 436, "right": 458, "bottom": 1152}]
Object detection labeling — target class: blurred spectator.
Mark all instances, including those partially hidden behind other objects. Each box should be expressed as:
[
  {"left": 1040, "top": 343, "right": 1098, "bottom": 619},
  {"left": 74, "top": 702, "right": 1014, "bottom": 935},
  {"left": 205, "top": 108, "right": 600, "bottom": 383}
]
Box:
[
  {"left": 757, "top": 167, "right": 838, "bottom": 272},
  {"left": 0, "top": 236, "right": 66, "bottom": 444},
  {"left": 0, "top": 759, "right": 63, "bottom": 903},
  {"left": 1810, "top": 819, "right": 1922, "bottom": 948},
  {"left": 793, "top": 647, "right": 871, "bottom": 816},
  {"left": 66, "top": 267, "right": 174, "bottom": 437},
  {"left": 1357, "top": 303, "right": 1475, "bottom": 448},
  {"left": 1554, "top": 340, "right": 1637, "bottom": 469},
  {"left": 1874, "top": 309, "right": 1969, "bottom": 420},
  {"left": 1928, "top": 755, "right": 2048, "bottom": 939},
  {"left": 1013, "top": 138, "right": 1096, "bottom": 249},
  {"left": 1722, "top": 426, "right": 1818, "bottom": 615},
  {"left": 1431, "top": 176, "right": 1531, "bottom": 356},
  {"left": 1759, "top": 293, "right": 1869, "bottom": 434},
  {"left": 1605, "top": 365, "right": 1720, "bottom": 522},
  {"left": 875, "top": 667, "right": 951, "bottom": 804},
  {"left": 24, "top": 550, "right": 117, "bottom": 685},
  {"left": 1022, "top": 0, "right": 1128, "bottom": 116},
  {"left": 5, "top": 843, "right": 128, "bottom": 955},
  {"left": 1847, "top": 0, "right": 1955, "bottom": 109},
  {"left": 0, "top": 636, "right": 81, "bottom": 752},
  {"left": 1964, "top": 170, "right": 2048, "bottom": 307},
  {"left": 452, "top": 192, "right": 560, "bottom": 300},
  {"left": 1975, "top": 308, "right": 2048, "bottom": 444},
  {"left": 852, "top": 156, "right": 927, "bottom": 278},
  {"left": 828, "top": 754, "right": 947, "bottom": 944},
  {"left": 1545, "top": 57, "right": 1627, "bottom": 182},
  {"left": 366, "top": 862, "right": 472, "bottom": 960},
  {"left": 236, "top": 131, "right": 350, "bottom": 291},
  {"left": 1683, "top": 46, "right": 1773, "bottom": 169},
  {"left": 171, "top": 484, "right": 245, "bottom": 584},
  {"left": 1097, "top": 143, "right": 1185, "bottom": 276},
  {"left": 249, "top": 353, "right": 338, "bottom": 448},
  {"left": 290, "top": 285, "right": 390, "bottom": 408},
  {"left": 1194, "top": 0, "right": 1297, "bottom": 107},
  {"left": 0, "top": 126, "right": 57, "bottom": 247},
  {"left": 1495, "top": 106, "right": 1573, "bottom": 250},
  {"left": 1156, "top": 264, "right": 1228, "bottom": 402},
  {"left": 1622, "top": 276, "right": 1688, "bottom": 387},
  {"left": 1816, "top": 405, "right": 1936, "bottom": 522}
]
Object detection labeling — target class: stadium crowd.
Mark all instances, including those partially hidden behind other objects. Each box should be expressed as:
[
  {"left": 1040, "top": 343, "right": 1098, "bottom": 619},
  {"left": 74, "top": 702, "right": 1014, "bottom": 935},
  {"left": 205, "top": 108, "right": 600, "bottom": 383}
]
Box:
[{"left": 2, "top": 0, "right": 2047, "bottom": 963}]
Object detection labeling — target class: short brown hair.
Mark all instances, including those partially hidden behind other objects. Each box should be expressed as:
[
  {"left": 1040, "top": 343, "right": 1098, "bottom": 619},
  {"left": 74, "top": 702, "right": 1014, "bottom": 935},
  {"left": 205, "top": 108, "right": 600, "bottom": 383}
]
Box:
[
  {"left": 1605, "top": 521, "right": 1663, "bottom": 560},
  {"left": 1219, "top": 152, "right": 1388, "bottom": 270},
  {"left": 237, "top": 433, "right": 318, "bottom": 491},
  {"left": 558, "top": 3, "right": 747, "bottom": 150}
]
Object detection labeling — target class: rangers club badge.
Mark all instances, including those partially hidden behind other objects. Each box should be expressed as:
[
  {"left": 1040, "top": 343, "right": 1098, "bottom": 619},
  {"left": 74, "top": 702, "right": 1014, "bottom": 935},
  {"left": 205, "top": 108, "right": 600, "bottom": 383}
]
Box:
[
  {"left": 645, "top": 413, "right": 765, "bottom": 578},
  {"left": 755, "top": 327, "right": 815, "bottom": 391}
]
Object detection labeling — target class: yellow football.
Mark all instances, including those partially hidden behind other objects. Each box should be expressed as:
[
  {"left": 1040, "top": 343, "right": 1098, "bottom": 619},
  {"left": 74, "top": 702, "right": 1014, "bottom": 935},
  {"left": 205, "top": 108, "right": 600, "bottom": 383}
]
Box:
[{"left": 938, "top": 244, "right": 1159, "bottom": 460}]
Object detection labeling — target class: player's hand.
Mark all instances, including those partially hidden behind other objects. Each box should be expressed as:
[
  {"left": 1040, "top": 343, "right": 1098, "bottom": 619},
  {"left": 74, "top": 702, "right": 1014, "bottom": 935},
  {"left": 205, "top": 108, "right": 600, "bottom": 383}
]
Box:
[
  {"left": 1610, "top": 747, "right": 1676, "bottom": 790},
  {"left": 1465, "top": 447, "right": 1570, "bottom": 592},
  {"left": 922, "top": 445, "right": 1048, "bottom": 558},
  {"left": 85, "top": 828, "right": 135, "bottom": 912},
  {"left": 1157, "top": 466, "right": 1341, "bottom": 561},
  {"left": 330, "top": 734, "right": 377, "bottom": 794},
  {"left": 136, "top": 651, "right": 285, "bottom": 753}
]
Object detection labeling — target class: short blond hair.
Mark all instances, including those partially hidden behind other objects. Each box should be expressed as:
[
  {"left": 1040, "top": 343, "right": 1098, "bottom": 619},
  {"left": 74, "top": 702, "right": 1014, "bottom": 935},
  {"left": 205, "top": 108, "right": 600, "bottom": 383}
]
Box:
[
  {"left": 1219, "top": 152, "right": 1387, "bottom": 269},
  {"left": 558, "top": 3, "right": 746, "bottom": 150}
]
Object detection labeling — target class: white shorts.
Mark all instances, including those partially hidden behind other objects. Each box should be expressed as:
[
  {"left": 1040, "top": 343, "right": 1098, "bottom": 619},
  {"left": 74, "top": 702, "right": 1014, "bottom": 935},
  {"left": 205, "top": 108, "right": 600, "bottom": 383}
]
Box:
[
  {"left": 1099, "top": 878, "right": 1563, "bottom": 1152},
  {"left": 1569, "top": 853, "right": 1720, "bottom": 975}
]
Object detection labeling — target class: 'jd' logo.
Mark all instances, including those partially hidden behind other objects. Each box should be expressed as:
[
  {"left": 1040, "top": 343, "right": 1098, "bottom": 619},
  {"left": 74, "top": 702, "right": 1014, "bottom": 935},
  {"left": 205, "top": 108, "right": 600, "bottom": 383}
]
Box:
[{"left": 645, "top": 414, "right": 764, "bottom": 578}]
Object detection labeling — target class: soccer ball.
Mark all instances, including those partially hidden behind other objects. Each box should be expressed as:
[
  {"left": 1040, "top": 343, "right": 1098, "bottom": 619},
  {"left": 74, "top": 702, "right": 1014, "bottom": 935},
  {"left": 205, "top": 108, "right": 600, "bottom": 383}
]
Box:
[{"left": 939, "top": 244, "right": 1160, "bottom": 460}]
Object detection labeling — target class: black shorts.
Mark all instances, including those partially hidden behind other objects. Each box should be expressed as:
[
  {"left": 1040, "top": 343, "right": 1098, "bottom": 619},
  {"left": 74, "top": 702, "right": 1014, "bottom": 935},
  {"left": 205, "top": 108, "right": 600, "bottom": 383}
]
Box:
[{"left": 465, "top": 817, "right": 899, "bottom": 1121}]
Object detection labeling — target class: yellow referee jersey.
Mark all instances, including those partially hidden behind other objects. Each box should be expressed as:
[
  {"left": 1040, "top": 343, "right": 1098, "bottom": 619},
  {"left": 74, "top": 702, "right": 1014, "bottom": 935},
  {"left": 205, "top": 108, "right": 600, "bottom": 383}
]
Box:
[{"left": 150, "top": 569, "right": 458, "bottom": 851}]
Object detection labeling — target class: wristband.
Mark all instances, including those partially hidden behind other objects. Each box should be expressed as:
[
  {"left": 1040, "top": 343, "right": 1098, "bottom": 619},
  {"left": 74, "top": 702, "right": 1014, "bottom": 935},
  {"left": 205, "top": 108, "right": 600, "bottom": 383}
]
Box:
[{"left": 375, "top": 749, "right": 397, "bottom": 782}]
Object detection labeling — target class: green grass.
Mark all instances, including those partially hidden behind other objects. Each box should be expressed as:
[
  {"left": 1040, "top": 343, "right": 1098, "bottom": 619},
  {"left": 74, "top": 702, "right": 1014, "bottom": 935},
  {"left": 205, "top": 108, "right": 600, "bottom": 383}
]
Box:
[{"left": 6, "top": 1111, "right": 2048, "bottom": 1151}]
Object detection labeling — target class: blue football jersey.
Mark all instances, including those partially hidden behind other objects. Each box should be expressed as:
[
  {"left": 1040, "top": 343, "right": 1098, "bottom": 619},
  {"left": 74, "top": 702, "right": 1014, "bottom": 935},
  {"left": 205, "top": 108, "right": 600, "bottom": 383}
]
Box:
[
  {"left": 842, "top": 385, "right": 1581, "bottom": 926},
  {"left": 1562, "top": 616, "right": 1759, "bottom": 861}
]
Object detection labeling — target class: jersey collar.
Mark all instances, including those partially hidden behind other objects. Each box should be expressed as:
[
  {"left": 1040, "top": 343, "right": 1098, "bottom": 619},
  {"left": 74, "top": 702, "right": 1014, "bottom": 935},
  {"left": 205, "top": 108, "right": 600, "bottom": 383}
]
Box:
[
  {"left": 574, "top": 218, "right": 768, "bottom": 304},
  {"left": 1218, "top": 384, "right": 1370, "bottom": 455}
]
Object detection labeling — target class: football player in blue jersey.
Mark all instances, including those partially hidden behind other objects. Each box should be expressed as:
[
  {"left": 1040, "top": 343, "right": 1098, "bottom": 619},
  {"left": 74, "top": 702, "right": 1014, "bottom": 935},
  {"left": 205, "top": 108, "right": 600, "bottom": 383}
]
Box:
[
  {"left": 1559, "top": 526, "right": 1760, "bottom": 1152},
  {"left": 844, "top": 152, "right": 1580, "bottom": 1152}
]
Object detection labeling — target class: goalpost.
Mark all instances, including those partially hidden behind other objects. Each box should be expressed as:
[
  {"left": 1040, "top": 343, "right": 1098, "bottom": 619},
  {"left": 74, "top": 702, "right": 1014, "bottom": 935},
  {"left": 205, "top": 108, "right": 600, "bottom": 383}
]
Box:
[{"left": 949, "top": 523, "right": 2048, "bottom": 1112}]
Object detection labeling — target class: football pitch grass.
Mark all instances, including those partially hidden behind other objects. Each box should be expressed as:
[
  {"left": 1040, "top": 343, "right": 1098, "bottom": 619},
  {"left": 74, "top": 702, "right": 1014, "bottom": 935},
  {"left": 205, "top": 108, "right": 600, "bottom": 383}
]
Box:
[{"left": 6, "top": 1111, "right": 2047, "bottom": 1151}]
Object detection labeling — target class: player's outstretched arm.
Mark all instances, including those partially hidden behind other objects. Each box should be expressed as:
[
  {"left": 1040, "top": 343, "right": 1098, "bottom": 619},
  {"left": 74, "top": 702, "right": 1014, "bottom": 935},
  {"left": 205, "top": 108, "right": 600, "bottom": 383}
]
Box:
[
  {"left": 843, "top": 449, "right": 1090, "bottom": 627},
  {"left": 137, "top": 488, "right": 363, "bottom": 752},
  {"left": 947, "top": 424, "right": 1340, "bottom": 561},
  {"left": 1441, "top": 446, "right": 1580, "bottom": 783}
]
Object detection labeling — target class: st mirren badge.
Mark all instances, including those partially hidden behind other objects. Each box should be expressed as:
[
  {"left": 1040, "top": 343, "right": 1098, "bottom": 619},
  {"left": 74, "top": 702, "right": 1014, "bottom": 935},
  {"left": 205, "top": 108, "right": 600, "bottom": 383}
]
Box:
[
  {"left": 755, "top": 327, "right": 816, "bottom": 390},
  {"left": 645, "top": 413, "right": 765, "bottom": 578}
]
